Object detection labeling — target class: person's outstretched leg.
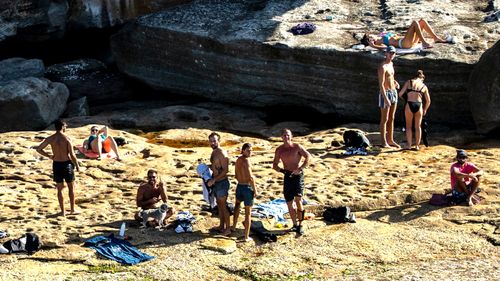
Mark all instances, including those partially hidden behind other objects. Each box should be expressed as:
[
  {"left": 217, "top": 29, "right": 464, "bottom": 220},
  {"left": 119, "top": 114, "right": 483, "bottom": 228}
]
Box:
[
  {"left": 418, "top": 19, "right": 446, "bottom": 42},
  {"left": 414, "top": 109, "right": 423, "bottom": 150},
  {"left": 402, "top": 20, "right": 432, "bottom": 48},
  {"left": 107, "top": 137, "right": 122, "bottom": 161},
  {"left": 404, "top": 106, "right": 413, "bottom": 149},
  {"left": 380, "top": 107, "right": 390, "bottom": 147},
  {"left": 56, "top": 183, "right": 65, "bottom": 216},
  {"left": 232, "top": 200, "right": 241, "bottom": 231},
  {"left": 387, "top": 103, "right": 400, "bottom": 148}
]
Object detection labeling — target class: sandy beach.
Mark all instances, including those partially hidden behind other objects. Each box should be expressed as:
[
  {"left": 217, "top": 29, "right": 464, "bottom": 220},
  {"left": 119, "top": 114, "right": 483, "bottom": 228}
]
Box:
[{"left": 0, "top": 124, "right": 498, "bottom": 280}]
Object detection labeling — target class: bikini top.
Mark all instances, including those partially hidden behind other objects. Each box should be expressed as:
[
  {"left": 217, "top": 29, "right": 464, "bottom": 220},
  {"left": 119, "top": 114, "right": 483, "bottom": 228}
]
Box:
[
  {"left": 87, "top": 134, "right": 106, "bottom": 149},
  {"left": 406, "top": 80, "right": 426, "bottom": 98},
  {"left": 381, "top": 32, "right": 395, "bottom": 45}
]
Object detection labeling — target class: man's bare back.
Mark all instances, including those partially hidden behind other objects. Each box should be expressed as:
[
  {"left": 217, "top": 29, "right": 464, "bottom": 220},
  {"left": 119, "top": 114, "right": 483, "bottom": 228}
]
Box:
[{"left": 235, "top": 156, "right": 252, "bottom": 185}]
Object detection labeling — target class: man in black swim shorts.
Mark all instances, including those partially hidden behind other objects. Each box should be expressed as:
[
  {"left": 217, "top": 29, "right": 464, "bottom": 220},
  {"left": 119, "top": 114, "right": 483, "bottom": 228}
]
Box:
[
  {"left": 273, "top": 129, "right": 311, "bottom": 235},
  {"left": 37, "top": 120, "right": 80, "bottom": 216}
]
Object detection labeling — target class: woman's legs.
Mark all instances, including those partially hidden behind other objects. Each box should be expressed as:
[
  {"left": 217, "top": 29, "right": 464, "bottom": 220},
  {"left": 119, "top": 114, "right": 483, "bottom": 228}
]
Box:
[
  {"left": 106, "top": 137, "right": 122, "bottom": 160},
  {"left": 402, "top": 20, "right": 432, "bottom": 48},
  {"left": 418, "top": 19, "right": 446, "bottom": 42},
  {"left": 404, "top": 105, "right": 414, "bottom": 149},
  {"left": 413, "top": 108, "right": 423, "bottom": 150}
]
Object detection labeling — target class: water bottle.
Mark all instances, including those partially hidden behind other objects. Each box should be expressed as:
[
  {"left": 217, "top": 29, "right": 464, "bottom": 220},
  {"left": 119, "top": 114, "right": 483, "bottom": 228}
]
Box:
[{"left": 119, "top": 222, "right": 126, "bottom": 238}]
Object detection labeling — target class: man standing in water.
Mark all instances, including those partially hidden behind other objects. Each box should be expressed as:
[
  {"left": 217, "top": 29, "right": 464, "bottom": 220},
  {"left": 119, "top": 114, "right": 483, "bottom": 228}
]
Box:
[
  {"left": 207, "top": 132, "right": 231, "bottom": 235},
  {"left": 36, "top": 120, "right": 80, "bottom": 216},
  {"left": 378, "top": 46, "right": 401, "bottom": 148},
  {"left": 273, "top": 129, "right": 312, "bottom": 235}
]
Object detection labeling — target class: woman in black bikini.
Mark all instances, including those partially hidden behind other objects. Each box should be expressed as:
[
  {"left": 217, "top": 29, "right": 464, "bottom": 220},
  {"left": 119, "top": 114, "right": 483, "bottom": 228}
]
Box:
[{"left": 398, "top": 70, "right": 431, "bottom": 150}]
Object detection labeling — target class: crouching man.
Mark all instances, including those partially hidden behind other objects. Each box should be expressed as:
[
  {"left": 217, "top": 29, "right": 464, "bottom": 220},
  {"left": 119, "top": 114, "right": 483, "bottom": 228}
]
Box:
[
  {"left": 450, "top": 150, "right": 484, "bottom": 206},
  {"left": 135, "top": 169, "right": 175, "bottom": 226}
]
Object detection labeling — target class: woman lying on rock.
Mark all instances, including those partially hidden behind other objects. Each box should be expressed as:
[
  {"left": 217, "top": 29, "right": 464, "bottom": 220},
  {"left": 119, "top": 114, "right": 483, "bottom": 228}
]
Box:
[
  {"left": 82, "top": 125, "right": 122, "bottom": 161},
  {"left": 361, "top": 19, "right": 455, "bottom": 50}
]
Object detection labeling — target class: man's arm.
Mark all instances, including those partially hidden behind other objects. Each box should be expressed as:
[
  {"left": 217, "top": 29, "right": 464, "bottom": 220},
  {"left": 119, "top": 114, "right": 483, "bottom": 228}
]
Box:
[
  {"left": 378, "top": 65, "right": 389, "bottom": 106},
  {"left": 159, "top": 182, "right": 168, "bottom": 203},
  {"left": 247, "top": 159, "right": 257, "bottom": 195},
  {"left": 36, "top": 137, "right": 52, "bottom": 159},
  {"left": 67, "top": 139, "right": 80, "bottom": 172},
  {"left": 272, "top": 147, "right": 283, "bottom": 173},
  {"left": 293, "top": 145, "right": 312, "bottom": 175}
]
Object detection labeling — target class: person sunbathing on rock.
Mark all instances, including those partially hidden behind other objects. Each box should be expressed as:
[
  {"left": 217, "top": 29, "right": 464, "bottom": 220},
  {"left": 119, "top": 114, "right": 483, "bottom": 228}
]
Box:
[
  {"left": 82, "top": 126, "right": 122, "bottom": 161},
  {"left": 361, "top": 19, "right": 453, "bottom": 50}
]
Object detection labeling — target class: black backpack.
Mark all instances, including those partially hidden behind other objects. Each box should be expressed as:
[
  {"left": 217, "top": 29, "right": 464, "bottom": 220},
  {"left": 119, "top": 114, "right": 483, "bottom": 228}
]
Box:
[
  {"left": 323, "top": 207, "right": 356, "bottom": 223},
  {"left": 343, "top": 130, "right": 370, "bottom": 148},
  {"left": 2, "top": 232, "right": 41, "bottom": 255}
]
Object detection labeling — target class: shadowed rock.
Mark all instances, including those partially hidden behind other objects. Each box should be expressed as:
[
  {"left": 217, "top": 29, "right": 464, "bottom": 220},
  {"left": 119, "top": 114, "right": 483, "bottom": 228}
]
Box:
[
  {"left": 110, "top": 0, "right": 500, "bottom": 128},
  {"left": 469, "top": 40, "right": 500, "bottom": 135},
  {"left": 0, "top": 58, "right": 45, "bottom": 85},
  {"left": 0, "top": 77, "right": 69, "bottom": 132}
]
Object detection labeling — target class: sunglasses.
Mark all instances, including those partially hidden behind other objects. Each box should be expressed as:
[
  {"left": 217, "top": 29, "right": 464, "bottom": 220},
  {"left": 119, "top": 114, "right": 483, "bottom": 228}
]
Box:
[
  {"left": 458, "top": 156, "right": 467, "bottom": 160},
  {"left": 148, "top": 176, "right": 157, "bottom": 179},
  {"left": 91, "top": 129, "right": 98, "bottom": 132}
]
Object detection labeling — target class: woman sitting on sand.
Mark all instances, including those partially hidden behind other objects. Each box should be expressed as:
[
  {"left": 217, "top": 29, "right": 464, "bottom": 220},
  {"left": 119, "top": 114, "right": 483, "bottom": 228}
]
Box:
[
  {"left": 82, "top": 126, "right": 122, "bottom": 161},
  {"left": 361, "top": 19, "right": 454, "bottom": 50},
  {"left": 398, "top": 70, "right": 431, "bottom": 150}
]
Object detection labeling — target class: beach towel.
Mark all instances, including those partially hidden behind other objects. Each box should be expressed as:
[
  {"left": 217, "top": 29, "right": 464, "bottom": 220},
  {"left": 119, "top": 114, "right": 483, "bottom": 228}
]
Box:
[
  {"left": 196, "top": 163, "right": 216, "bottom": 209},
  {"left": 76, "top": 145, "right": 117, "bottom": 160},
  {"left": 395, "top": 44, "right": 423, "bottom": 54},
  {"left": 252, "top": 198, "right": 295, "bottom": 222},
  {"left": 84, "top": 234, "right": 154, "bottom": 265}
]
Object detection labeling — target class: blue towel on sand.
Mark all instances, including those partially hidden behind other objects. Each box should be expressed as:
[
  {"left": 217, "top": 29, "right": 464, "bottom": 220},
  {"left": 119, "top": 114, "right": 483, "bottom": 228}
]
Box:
[{"left": 84, "top": 234, "right": 154, "bottom": 265}]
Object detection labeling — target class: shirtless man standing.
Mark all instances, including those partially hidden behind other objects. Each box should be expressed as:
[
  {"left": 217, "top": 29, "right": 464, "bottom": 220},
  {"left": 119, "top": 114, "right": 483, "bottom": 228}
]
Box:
[
  {"left": 207, "top": 132, "right": 231, "bottom": 235},
  {"left": 273, "top": 129, "right": 311, "bottom": 235},
  {"left": 36, "top": 119, "right": 80, "bottom": 216},
  {"left": 377, "top": 46, "right": 401, "bottom": 148},
  {"left": 135, "top": 169, "right": 174, "bottom": 225},
  {"left": 232, "top": 143, "right": 257, "bottom": 242}
]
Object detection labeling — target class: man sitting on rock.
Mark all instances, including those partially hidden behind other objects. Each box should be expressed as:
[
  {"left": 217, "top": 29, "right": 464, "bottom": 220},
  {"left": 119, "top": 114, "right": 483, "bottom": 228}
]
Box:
[
  {"left": 135, "top": 169, "right": 175, "bottom": 226},
  {"left": 450, "top": 149, "right": 484, "bottom": 206}
]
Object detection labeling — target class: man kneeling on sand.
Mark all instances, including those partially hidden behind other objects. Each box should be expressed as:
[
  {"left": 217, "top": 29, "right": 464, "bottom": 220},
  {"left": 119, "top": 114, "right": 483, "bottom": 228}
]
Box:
[
  {"left": 135, "top": 169, "right": 175, "bottom": 226},
  {"left": 450, "top": 149, "right": 484, "bottom": 206}
]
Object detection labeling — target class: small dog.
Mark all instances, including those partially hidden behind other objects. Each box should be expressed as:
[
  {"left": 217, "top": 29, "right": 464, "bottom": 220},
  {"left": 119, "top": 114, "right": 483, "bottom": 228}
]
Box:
[{"left": 139, "top": 203, "right": 168, "bottom": 228}]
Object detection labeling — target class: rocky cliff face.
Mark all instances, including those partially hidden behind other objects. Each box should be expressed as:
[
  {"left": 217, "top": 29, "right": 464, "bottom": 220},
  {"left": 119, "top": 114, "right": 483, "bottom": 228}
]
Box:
[
  {"left": 0, "top": 0, "right": 190, "bottom": 42},
  {"left": 111, "top": 0, "right": 500, "bottom": 127}
]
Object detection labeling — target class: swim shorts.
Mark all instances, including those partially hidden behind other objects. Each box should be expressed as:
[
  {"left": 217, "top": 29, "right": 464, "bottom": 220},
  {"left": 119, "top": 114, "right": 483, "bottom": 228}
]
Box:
[
  {"left": 236, "top": 184, "right": 254, "bottom": 206},
  {"left": 283, "top": 170, "right": 304, "bottom": 202},
  {"left": 53, "top": 160, "right": 75, "bottom": 183},
  {"left": 378, "top": 89, "right": 398, "bottom": 108},
  {"left": 212, "top": 178, "right": 230, "bottom": 198}
]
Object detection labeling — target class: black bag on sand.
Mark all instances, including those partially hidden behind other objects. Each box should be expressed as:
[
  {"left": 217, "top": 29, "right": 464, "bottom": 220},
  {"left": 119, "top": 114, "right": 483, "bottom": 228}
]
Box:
[
  {"left": 250, "top": 221, "right": 277, "bottom": 242},
  {"left": 2, "top": 232, "right": 41, "bottom": 255},
  {"left": 323, "top": 206, "right": 356, "bottom": 223},
  {"left": 343, "top": 130, "right": 370, "bottom": 148}
]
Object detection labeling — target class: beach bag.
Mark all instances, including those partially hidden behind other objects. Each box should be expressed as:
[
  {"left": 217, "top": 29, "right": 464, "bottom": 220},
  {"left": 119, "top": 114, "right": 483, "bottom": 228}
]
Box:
[
  {"left": 323, "top": 206, "right": 356, "bottom": 223},
  {"left": 113, "top": 137, "right": 127, "bottom": 146},
  {"left": 343, "top": 130, "right": 370, "bottom": 148},
  {"left": 1, "top": 232, "right": 41, "bottom": 255},
  {"left": 290, "top": 22, "right": 316, "bottom": 35},
  {"left": 429, "top": 194, "right": 450, "bottom": 206}
]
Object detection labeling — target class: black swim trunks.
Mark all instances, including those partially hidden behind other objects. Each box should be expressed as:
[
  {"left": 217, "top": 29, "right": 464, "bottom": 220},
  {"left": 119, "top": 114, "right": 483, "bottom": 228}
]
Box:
[
  {"left": 283, "top": 170, "right": 304, "bottom": 202},
  {"left": 53, "top": 160, "right": 75, "bottom": 183}
]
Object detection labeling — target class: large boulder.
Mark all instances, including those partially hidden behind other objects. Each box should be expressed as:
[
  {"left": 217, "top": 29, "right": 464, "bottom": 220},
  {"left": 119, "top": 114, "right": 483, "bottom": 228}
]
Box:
[
  {"left": 469, "top": 40, "right": 500, "bottom": 135},
  {"left": 0, "top": 77, "right": 69, "bottom": 132},
  {"left": 45, "top": 59, "right": 134, "bottom": 105},
  {"left": 68, "top": 0, "right": 192, "bottom": 29},
  {"left": 0, "top": 58, "right": 45, "bottom": 85},
  {"left": 111, "top": 0, "right": 500, "bottom": 127},
  {"left": 0, "top": 0, "right": 68, "bottom": 42}
]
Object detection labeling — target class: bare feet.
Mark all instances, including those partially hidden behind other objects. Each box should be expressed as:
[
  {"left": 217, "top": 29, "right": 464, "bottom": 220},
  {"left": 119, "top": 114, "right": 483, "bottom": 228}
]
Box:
[
  {"left": 230, "top": 225, "right": 237, "bottom": 232},
  {"left": 69, "top": 210, "right": 81, "bottom": 215},
  {"left": 388, "top": 142, "right": 401, "bottom": 149},
  {"left": 210, "top": 226, "right": 223, "bottom": 233},
  {"left": 243, "top": 237, "right": 253, "bottom": 242},
  {"left": 116, "top": 157, "right": 122, "bottom": 162},
  {"left": 468, "top": 198, "right": 474, "bottom": 206},
  {"left": 415, "top": 145, "right": 420, "bottom": 151},
  {"left": 380, "top": 143, "right": 391, "bottom": 148}
]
